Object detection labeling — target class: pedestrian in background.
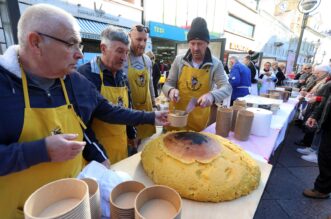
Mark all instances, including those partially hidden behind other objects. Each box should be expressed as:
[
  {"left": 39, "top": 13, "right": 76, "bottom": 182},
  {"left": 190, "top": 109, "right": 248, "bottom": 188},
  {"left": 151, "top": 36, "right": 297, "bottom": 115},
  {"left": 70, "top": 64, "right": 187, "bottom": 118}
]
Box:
[
  {"left": 229, "top": 56, "right": 251, "bottom": 103},
  {"left": 146, "top": 51, "right": 161, "bottom": 98}
]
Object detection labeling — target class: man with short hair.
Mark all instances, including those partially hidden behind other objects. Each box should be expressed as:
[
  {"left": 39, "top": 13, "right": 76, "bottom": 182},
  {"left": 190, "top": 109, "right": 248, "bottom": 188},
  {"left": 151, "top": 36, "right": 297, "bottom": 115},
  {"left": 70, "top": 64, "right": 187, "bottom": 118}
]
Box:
[
  {"left": 162, "top": 17, "right": 232, "bottom": 131},
  {"left": 0, "top": 4, "right": 168, "bottom": 218},
  {"left": 123, "top": 25, "right": 156, "bottom": 142},
  {"left": 228, "top": 56, "right": 251, "bottom": 103},
  {"left": 297, "top": 64, "right": 313, "bottom": 89},
  {"left": 78, "top": 27, "right": 136, "bottom": 164}
]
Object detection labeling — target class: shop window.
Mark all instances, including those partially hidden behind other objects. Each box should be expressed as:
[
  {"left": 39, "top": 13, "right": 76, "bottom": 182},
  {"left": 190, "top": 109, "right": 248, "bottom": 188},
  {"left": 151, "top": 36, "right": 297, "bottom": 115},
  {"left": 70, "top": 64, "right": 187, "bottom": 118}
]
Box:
[{"left": 225, "top": 14, "right": 255, "bottom": 38}]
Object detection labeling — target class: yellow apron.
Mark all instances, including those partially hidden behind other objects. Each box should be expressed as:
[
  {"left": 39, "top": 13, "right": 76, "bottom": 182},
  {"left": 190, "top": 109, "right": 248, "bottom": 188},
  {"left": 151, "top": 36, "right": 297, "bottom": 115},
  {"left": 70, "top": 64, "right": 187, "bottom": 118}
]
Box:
[
  {"left": 127, "top": 54, "right": 156, "bottom": 139},
  {"left": 169, "top": 65, "right": 211, "bottom": 131},
  {"left": 91, "top": 68, "right": 129, "bottom": 164},
  {"left": 0, "top": 69, "right": 86, "bottom": 219}
]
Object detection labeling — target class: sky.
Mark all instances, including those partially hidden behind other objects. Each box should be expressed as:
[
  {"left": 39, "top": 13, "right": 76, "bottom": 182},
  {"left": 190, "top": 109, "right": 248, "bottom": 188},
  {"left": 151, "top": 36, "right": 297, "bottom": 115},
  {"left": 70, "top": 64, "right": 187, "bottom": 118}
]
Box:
[{"left": 315, "top": 0, "right": 331, "bottom": 31}]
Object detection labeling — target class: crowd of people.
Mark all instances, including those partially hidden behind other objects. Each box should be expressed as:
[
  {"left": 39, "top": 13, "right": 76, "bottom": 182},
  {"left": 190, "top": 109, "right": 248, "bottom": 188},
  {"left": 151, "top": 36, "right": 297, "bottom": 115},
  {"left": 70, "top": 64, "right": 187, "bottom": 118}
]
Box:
[{"left": 1, "top": 3, "right": 331, "bottom": 218}]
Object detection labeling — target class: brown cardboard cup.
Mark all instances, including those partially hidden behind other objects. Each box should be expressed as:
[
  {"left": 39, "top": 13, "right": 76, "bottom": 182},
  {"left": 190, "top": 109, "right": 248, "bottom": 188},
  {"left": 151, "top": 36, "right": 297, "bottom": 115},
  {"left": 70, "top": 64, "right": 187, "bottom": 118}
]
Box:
[
  {"left": 230, "top": 105, "right": 245, "bottom": 131},
  {"left": 135, "top": 185, "right": 182, "bottom": 219},
  {"left": 110, "top": 180, "right": 145, "bottom": 219},
  {"left": 234, "top": 110, "right": 254, "bottom": 141},
  {"left": 24, "top": 178, "right": 90, "bottom": 219},
  {"left": 81, "top": 178, "right": 101, "bottom": 219},
  {"left": 282, "top": 91, "right": 290, "bottom": 102},
  {"left": 168, "top": 110, "right": 188, "bottom": 127},
  {"left": 269, "top": 92, "right": 281, "bottom": 99},
  {"left": 215, "top": 107, "right": 233, "bottom": 137},
  {"left": 233, "top": 99, "right": 247, "bottom": 108}
]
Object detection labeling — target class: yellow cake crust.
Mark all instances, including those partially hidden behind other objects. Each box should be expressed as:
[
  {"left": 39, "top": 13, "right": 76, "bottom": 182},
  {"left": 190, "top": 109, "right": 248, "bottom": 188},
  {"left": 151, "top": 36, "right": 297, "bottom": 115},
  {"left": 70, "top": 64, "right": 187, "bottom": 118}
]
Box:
[{"left": 141, "top": 131, "right": 261, "bottom": 202}]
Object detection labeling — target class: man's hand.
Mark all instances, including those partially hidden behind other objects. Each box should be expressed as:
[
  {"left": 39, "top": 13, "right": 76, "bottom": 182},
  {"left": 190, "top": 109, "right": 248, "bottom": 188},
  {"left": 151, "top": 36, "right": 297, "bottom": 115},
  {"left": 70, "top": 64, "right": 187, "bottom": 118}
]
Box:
[
  {"left": 154, "top": 111, "right": 170, "bottom": 126},
  {"left": 197, "top": 93, "right": 214, "bottom": 108},
  {"left": 306, "top": 117, "right": 317, "bottom": 128},
  {"left": 45, "top": 134, "right": 86, "bottom": 162},
  {"left": 300, "top": 90, "right": 307, "bottom": 97},
  {"left": 169, "top": 88, "right": 180, "bottom": 102},
  {"left": 101, "top": 159, "right": 111, "bottom": 169}
]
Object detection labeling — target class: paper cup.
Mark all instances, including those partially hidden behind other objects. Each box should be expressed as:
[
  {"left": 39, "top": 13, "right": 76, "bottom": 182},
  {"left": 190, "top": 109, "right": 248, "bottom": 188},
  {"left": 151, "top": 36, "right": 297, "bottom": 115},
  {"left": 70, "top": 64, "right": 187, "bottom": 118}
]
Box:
[
  {"left": 110, "top": 180, "right": 145, "bottom": 219},
  {"left": 269, "top": 92, "right": 281, "bottom": 99},
  {"left": 168, "top": 110, "right": 188, "bottom": 127},
  {"left": 81, "top": 178, "right": 101, "bottom": 219},
  {"left": 282, "top": 91, "right": 290, "bottom": 102},
  {"left": 230, "top": 105, "right": 245, "bottom": 132},
  {"left": 233, "top": 99, "right": 247, "bottom": 108},
  {"left": 24, "top": 178, "right": 90, "bottom": 219},
  {"left": 135, "top": 185, "right": 182, "bottom": 219},
  {"left": 216, "top": 107, "right": 233, "bottom": 137},
  {"left": 234, "top": 110, "right": 254, "bottom": 141},
  {"left": 260, "top": 93, "right": 269, "bottom": 98}
]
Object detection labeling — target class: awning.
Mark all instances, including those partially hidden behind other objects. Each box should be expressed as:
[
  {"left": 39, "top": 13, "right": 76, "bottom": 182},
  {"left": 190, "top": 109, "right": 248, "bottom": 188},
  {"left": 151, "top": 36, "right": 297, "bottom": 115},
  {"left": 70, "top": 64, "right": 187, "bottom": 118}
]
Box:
[{"left": 76, "top": 18, "right": 129, "bottom": 40}]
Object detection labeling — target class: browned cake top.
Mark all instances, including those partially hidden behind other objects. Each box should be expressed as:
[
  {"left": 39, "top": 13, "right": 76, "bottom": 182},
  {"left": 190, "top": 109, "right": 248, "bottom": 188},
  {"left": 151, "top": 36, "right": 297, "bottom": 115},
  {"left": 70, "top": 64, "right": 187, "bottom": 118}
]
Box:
[{"left": 163, "top": 132, "right": 221, "bottom": 163}]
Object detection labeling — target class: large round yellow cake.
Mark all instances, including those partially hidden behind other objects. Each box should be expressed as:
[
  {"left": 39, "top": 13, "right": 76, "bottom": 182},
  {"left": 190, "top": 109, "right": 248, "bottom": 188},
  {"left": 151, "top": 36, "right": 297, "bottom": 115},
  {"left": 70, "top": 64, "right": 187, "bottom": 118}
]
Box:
[{"left": 141, "top": 131, "right": 261, "bottom": 202}]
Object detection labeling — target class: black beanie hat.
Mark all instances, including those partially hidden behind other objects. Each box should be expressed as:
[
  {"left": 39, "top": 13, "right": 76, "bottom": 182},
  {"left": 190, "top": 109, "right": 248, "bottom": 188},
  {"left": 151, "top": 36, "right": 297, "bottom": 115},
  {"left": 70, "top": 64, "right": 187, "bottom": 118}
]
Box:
[{"left": 187, "top": 17, "right": 210, "bottom": 43}]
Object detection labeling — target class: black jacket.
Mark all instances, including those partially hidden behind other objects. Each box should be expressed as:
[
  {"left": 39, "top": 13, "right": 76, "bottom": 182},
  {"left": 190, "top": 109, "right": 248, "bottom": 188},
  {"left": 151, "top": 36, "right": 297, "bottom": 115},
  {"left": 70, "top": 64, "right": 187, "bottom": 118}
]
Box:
[{"left": 311, "top": 82, "right": 331, "bottom": 130}]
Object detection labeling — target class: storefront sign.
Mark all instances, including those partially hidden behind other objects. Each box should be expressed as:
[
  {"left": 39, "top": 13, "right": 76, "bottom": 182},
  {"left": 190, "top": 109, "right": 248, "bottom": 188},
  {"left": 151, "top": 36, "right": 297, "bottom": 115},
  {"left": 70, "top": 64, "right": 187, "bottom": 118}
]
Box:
[
  {"left": 149, "top": 21, "right": 188, "bottom": 41},
  {"left": 149, "top": 21, "right": 220, "bottom": 41},
  {"left": 229, "top": 42, "right": 251, "bottom": 52},
  {"left": 78, "top": 9, "right": 120, "bottom": 23}
]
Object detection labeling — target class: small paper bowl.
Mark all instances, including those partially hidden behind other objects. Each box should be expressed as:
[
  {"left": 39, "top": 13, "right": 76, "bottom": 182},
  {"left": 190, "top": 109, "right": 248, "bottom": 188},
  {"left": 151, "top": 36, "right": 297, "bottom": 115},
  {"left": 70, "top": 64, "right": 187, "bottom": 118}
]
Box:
[
  {"left": 24, "top": 178, "right": 90, "bottom": 219},
  {"left": 168, "top": 110, "right": 188, "bottom": 127},
  {"left": 135, "top": 185, "right": 182, "bottom": 219},
  {"left": 81, "top": 178, "right": 101, "bottom": 219},
  {"left": 110, "top": 180, "right": 145, "bottom": 218}
]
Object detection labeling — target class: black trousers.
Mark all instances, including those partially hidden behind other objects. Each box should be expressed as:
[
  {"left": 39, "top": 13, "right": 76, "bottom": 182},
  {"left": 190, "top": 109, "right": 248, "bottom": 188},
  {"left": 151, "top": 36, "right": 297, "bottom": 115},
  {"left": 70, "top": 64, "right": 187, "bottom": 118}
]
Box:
[{"left": 314, "top": 129, "right": 331, "bottom": 193}]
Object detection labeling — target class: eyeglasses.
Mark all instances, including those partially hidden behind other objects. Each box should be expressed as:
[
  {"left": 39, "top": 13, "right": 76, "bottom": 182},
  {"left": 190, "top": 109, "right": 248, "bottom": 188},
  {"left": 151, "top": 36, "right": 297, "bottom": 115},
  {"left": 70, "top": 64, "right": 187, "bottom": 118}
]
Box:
[
  {"left": 36, "top": 32, "right": 84, "bottom": 51},
  {"left": 304, "top": 67, "right": 311, "bottom": 70},
  {"left": 131, "top": 25, "right": 149, "bottom": 33}
]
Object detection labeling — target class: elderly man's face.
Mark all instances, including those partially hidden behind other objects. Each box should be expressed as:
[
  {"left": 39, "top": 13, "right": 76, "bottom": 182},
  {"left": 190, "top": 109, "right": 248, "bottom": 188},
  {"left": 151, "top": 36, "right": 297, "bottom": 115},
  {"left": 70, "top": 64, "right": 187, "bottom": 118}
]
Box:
[
  {"left": 101, "top": 41, "right": 129, "bottom": 72},
  {"left": 189, "top": 39, "right": 208, "bottom": 62},
  {"left": 302, "top": 65, "right": 312, "bottom": 73},
  {"left": 129, "top": 30, "right": 147, "bottom": 56},
  {"left": 38, "top": 26, "right": 83, "bottom": 78},
  {"left": 314, "top": 70, "right": 327, "bottom": 79}
]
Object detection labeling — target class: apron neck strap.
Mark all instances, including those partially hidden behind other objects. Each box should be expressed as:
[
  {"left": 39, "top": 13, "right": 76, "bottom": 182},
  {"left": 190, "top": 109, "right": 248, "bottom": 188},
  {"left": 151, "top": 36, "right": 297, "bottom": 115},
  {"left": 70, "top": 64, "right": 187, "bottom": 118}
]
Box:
[
  {"left": 97, "top": 59, "right": 105, "bottom": 86},
  {"left": 20, "top": 63, "right": 70, "bottom": 107},
  {"left": 60, "top": 78, "right": 70, "bottom": 105},
  {"left": 20, "top": 64, "right": 31, "bottom": 108}
]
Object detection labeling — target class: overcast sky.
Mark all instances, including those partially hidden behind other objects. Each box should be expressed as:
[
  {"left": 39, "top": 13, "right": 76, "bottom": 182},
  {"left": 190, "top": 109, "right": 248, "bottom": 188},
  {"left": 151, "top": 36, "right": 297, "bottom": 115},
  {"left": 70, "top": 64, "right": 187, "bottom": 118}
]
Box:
[{"left": 315, "top": 0, "right": 330, "bottom": 31}]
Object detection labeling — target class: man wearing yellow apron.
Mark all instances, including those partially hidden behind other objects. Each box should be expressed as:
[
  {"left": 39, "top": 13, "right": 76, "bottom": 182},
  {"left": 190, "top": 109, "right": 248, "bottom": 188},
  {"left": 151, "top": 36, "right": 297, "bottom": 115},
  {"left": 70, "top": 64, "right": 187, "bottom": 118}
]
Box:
[
  {"left": 162, "top": 17, "right": 232, "bottom": 132},
  {"left": 0, "top": 5, "right": 168, "bottom": 218},
  {"left": 123, "top": 24, "right": 156, "bottom": 141},
  {"left": 79, "top": 28, "right": 137, "bottom": 164}
]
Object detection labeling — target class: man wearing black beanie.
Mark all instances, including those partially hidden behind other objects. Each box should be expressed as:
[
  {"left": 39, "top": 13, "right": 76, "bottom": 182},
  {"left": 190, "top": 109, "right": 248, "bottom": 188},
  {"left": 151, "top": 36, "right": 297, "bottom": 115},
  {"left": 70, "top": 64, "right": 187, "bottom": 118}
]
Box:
[{"left": 162, "top": 17, "right": 232, "bottom": 132}]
